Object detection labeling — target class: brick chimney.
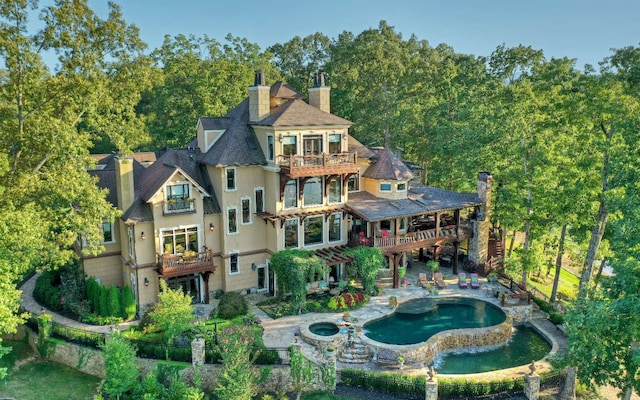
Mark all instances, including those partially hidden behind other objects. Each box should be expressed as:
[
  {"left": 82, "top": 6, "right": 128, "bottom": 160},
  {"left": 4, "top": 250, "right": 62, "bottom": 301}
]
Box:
[
  {"left": 249, "top": 70, "right": 270, "bottom": 122},
  {"left": 115, "top": 156, "right": 135, "bottom": 212},
  {"left": 308, "top": 72, "right": 330, "bottom": 113},
  {"left": 469, "top": 172, "right": 493, "bottom": 266}
]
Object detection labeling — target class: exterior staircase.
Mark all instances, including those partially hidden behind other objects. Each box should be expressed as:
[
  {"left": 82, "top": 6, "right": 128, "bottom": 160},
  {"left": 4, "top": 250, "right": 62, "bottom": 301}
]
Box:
[{"left": 338, "top": 337, "right": 371, "bottom": 364}]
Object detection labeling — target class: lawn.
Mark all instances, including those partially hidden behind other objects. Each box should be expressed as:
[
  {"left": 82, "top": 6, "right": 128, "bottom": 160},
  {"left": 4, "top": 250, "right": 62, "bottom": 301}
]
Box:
[
  {"left": 0, "top": 340, "right": 100, "bottom": 400},
  {"left": 527, "top": 266, "right": 580, "bottom": 300}
]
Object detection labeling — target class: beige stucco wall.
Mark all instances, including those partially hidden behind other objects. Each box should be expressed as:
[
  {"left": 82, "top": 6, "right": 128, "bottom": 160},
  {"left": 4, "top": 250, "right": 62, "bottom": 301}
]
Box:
[
  {"left": 362, "top": 177, "right": 409, "bottom": 200},
  {"left": 82, "top": 254, "right": 123, "bottom": 287}
]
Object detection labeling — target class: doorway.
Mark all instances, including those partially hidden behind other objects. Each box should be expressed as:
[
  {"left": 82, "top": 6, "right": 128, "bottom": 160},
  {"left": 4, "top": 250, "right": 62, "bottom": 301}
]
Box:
[{"left": 167, "top": 274, "right": 202, "bottom": 303}]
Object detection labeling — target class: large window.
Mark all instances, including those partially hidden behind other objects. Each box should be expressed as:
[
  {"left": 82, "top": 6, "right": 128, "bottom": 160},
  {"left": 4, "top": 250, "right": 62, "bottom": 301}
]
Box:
[
  {"left": 254, "top": 187, "right": 264, "bottom": 213},
  {"left": 380, "top": 182, "right": 392, "bottom": 192},
  {"left": 328, "top": 134, "right": 341, "bottom": 154},
  {"left": 284, "top": 219, "right": 299, "bottom": 248},
  {"left": 166, "top": 183, "right": 193, "bottom": 212},
  {"left": 162, "top": 226, "right": 199, "bottom": 255},
  {"left": 304, "top": 216, "right": 323, "bottom": 246},
  {"left": 284, "top": 180, "right": 298, "bottom": 208},
  {"left": 226, "top": 167, "right": 236, "bottom": 191},
  {"left": 229, "top": 253, "right": 239, "bottom": 274},
  {"left": 267, "top": 135, "right": 274, "bottom": 161},
  {"left": 303, "top": 177, "right": 322, "bottom": 206},
  {"left": 101, "top": 221, "right": 115, "bottom": 243},
  {"left": 241, "top": 197, "right": 251, "bottom": 224},
  {"left": 282, "top": 136, "right": 296, "bottom": 156},
  {"left": 227, "top": 207, "right": 238, "bottom": 234},
  {"left": 303, "top": 135, "right": 322, "bottom": 155},
  {"left": 328, "top": 213, "right": 341, "bottom": 242},
  {"left": 328, "top": 177, "right": 342, "bottom": 203}
]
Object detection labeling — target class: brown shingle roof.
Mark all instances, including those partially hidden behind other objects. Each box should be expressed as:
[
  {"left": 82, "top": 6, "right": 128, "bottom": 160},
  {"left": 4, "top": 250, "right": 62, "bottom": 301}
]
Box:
[
  {"left": 346, "top": 186, "right": 482, "bottom": 222},
  {"left": 348, "top": 135, "right": 376, "bottom": 159},
  {"left": 198, "top": 99, "right": 267, "bottom": 167},
  {"left": 362, "top": 148, "right": 414, "bottom": 180},
  {"left": 254, "top": 98, "right": 352, "bottom": 127},
  {"left": 270, "top": 82, "right": 304, "bottom": 99}
]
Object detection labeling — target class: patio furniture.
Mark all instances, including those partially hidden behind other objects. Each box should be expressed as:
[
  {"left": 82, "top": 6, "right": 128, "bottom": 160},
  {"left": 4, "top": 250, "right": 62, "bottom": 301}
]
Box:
[
  {"left": 418, "top": 273, "right": 428, "bottom": 288},
  {"left": 470, "top": 273, "right": 480, "bottom": 289},
  {"left": 458, "top": 272, "right": 468, "bottom": 288},
  {"left": 434, "top": 272, "right": 447, "bottom": 289}
]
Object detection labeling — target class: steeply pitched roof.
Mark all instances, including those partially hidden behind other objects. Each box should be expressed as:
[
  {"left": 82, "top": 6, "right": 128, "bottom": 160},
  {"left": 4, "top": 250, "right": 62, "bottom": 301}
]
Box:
[
  {"left": 346, "top": 186, "right": 482, "bottom": 222},
  {"left": 362, "top": 148, "right": 414, "bottom": 180},
  {"left": 348, "top": 135, "right": 376, "bottom": 159},
  {"left": 270, "top": 82, "right": 304, "bottom": 99},
  {"left": 198, "top": 99, "right": 267, "bottom": 167},
  {"left": 89, "top": 157, "right": 146, "bottom": 209},
  {"left": 254, "top": 98, "right": 352, "bottom": 127}
]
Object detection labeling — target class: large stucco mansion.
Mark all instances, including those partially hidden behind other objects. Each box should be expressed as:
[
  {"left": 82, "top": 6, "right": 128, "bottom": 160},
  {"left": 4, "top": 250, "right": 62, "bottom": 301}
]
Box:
[{"left": 82, "top": 72, "right": 493, "bottom": 312}]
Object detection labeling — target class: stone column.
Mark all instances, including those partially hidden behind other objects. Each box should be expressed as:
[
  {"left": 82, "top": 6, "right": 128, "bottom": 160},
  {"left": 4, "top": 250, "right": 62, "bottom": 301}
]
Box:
[
  {"left": 560, "top": 367, "right": 576, "bottom": 400},
  {"left": 425, "top": 366, "right": 438, "bottom": 400},
  {"left": 191, "top": 337, "right": 205, "bottom": 366},
  {"left": 469, "top": 172, "right": 493, "bottom": 267},
  {"left": 525, "top": 374, "right": 541, "bottom": 400}
]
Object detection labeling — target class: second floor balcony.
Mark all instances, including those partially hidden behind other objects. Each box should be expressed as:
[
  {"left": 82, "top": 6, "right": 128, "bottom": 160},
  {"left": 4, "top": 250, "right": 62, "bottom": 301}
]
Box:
[
  {"left": 278, "top": 152, "right": 358, "bottom": 178},
  {"left": 158, "top": 250, "right": 216, "bottom": 278}
]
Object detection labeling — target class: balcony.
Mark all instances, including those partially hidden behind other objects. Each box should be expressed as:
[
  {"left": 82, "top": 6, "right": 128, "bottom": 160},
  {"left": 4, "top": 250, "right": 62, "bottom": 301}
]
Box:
[
  {"left": 348, "top": 223, "right": 473, "bottom": 253},
  {"left": 158, "top": 250, "right": 216, "bottom": 278},
  {"left": 163, "top": 198, "right": 196, "bottom": 215},
  {"left": 278, "top": 152, "right": 358, "bottom": 178}
]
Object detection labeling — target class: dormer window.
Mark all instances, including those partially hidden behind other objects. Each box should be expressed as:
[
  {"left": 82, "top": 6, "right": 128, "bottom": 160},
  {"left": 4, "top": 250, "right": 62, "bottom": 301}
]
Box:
[{"left": 166, "top": 183, "right": 194, "bottom": 213}]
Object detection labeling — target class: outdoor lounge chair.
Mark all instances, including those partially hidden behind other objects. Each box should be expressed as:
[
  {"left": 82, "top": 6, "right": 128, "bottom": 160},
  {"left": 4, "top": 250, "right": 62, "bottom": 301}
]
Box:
[
  {"left": 418, "top": 273, "right": 428, "bottom": 288},
  {"left": 470, "top": 273, "right": 480, "bottom": 289},
  {"left": 434, "top": 272, "right": 447, "bottom": 289},
  {"left": 458, "top": 272, "right": 468, "bottom": 288}
]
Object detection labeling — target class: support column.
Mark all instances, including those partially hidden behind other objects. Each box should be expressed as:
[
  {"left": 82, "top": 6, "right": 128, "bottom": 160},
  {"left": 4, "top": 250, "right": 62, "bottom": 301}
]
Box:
[
  {"left": 560, "top": 367, "right": 576, "bottom": 400},
  {"left": 425, "top": 367, "right": 438, "bottom": 400},
  {"left": 453, "top": 241, "right": 460, "bottom": 275},
  {"left": 525, "top": 374, "right": 541, "bottom": 400}
]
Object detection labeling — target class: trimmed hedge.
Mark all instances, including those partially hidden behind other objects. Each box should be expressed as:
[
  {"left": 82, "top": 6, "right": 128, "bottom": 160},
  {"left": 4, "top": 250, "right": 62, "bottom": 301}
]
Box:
[{"left": 340, "top": 369, "right": 425, "bottom": 398}]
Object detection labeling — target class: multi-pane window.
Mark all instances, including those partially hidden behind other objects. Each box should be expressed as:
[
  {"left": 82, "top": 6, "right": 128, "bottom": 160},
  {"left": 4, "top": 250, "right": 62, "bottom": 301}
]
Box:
[
  {"left": 162, "top": 226, "right": 198, "bottom": 255},
  {"left": 226, "top": 168, "right": 236, "bottom": 191},
  {"left": 304, "top": 216, "right": 323, "bottom": 246},
  {"left": 127, "top": 227, "right": 135, "bottom": 259},
  {"left": 101, "top": 221, "right": 115, "bottom": 243},
  {"left": 284, "top": 180, "right": 298, "bottom": 208},
  {"left": 166, "top": 183, "right": 192, "bottom": 212},
  {"left": 284, "top": 219, "right": 299, "bottom": 248},
  {"left": 328, "top": 177, "right": 341, "bottom": 203},
  {"left": 227, "top": 207, "right": 238, "bottom": 234},
  {"left": 229, "top": 253, "right": 239, "bottom": 274},
  {"left": 380, "top": 182, "right": 392, "bottom": 192},
  {"left": 241, "top": 197, "right": 251, "bottom": 224},
  {"left": 348, "top": 174, "right": 359, "bottom": 192},
  {"left": 254, "top": 188, "right": 264, "bottom": 213},
  {"left": 328, "top": 213, "right": 341, "bottom": 242},
  {"left": 399, "top": 218, "right": 406, "bottom": 230},
  {"left": 328, "top": 134, "right": 341, "bottom": 154},
  {"left": 303, "top": 177, "right": 322, "bottom": 206},
  {"left": 282, "top": 136, "right": 296, "bottom": 156},
  {"left": 267, "top": 135, "right": 274, "bottom": 161},
  {"left": 397, "top": 182, "right": 407, "bottom": 191}
]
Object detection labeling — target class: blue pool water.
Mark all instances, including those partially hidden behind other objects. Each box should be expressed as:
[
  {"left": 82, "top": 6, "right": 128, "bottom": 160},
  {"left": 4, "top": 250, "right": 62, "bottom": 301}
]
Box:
[
  {"left": 434, "top": 325, "right": 552, "bottom": 374},
  {"left": 363, "top": 297, "right": 506, "bottom": 345}
]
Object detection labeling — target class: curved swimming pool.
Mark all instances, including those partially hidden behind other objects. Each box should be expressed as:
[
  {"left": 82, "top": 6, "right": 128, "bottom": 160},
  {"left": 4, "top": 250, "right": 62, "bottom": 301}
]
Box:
[{"left": 363, "top": 297, "right": 507, "bottom": 345}]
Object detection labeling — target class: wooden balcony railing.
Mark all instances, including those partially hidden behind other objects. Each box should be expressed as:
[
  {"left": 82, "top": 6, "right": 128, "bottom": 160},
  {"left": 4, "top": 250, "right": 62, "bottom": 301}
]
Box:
[
  {"left": 277, "top": 152, "right": 358, "bottom": 178},
  {"left": 158, "top": 250, "right": 216, "bottom": 278},
  {"left": 348, "top": 223, "right": 473, "bottom": 251}
]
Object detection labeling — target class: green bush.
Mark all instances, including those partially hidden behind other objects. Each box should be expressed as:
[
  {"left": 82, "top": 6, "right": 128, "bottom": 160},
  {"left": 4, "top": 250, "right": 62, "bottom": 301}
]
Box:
[
  {"left": 107, "top": 285, "right": 121, "bottom": 318},
  {"left": 340, "top": 369, "right": 424, "bottom": 397},
  {"left": 33, "top": 270, "right": 62, "bottom": 311},
  {"left": 217, "top": 291, "right": 248, "bottom": 319},
  {"left": 549, "top": 311, "right": 565, "bottom": 325},
  {"left": 86, "top": 277, "right": 100, "bottom": 315},
  {"left": 121, "top": 285, "right": 136, "bottom": 320},
  {"left": 99, "top": 285, "right": 109, "bottom": 317}
]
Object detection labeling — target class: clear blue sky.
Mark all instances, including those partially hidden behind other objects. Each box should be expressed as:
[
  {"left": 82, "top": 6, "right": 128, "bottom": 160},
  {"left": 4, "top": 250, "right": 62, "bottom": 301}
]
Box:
[{"left": 86, "top": 1, "right": 640, "bottom": 68}]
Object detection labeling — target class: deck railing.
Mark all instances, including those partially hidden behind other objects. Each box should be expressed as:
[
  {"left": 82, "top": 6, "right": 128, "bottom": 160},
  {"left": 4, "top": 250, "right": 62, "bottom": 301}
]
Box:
[
  {"left": 159, "top": 250, "right": 215, "bottom": 278},
  {"left": 277, "top": 152, "right": 356, "bottom": 169},
  {"left": 348, "top": 223, "right": 472, "bottom": 250}
]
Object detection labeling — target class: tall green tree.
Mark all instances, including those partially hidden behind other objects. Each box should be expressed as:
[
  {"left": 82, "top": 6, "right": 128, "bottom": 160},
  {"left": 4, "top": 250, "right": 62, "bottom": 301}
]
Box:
[
  {"left": 101, "top": 333, "right": 139, "bottom": 400},
  {"left": 139, "top": 33, "right": 278, "bottom": 148},
  {"left": 149, "top": 279, "right": 194, "bottom": 356}
]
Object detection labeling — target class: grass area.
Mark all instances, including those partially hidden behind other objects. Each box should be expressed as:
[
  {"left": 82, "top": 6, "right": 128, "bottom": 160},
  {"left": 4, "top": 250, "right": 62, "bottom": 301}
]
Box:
[
  {"left": 0, "top": 340, "right": 100, "bottom": 400},
  {"left": 527, "top": 267, "right": 580, "bottom": 300},
  {"left": 302, "top": 391, "right": 357, "bottom": 400}
]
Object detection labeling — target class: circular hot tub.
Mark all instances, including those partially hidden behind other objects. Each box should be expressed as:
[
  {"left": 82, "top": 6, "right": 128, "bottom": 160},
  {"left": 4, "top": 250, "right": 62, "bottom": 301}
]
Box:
[{"left": 308, "top": 322, "right": 340, "bottom": 336}]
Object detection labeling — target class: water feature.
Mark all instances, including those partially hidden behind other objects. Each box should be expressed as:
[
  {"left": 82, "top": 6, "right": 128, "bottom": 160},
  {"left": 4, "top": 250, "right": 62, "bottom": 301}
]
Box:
[
  {"left": 433, "top": 324, "right": 552, "bottom": 374},
  {"left": 364, "top": 297, "right": 506, "bottom": 345},
  {"left": 309, "top": 322, "right": 339, "bottom": 336}
]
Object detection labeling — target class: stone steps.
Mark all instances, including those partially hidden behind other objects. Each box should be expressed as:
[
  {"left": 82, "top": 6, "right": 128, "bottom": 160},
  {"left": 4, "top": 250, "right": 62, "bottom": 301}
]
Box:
[{"left": 338, "top": 341, "right": 371, "bottom": 364}]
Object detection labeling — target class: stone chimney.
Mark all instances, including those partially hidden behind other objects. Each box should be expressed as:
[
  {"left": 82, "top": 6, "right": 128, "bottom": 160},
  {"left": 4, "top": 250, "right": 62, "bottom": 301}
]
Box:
[
  {"left": 469, "top": 172, "right": 493, "bottom": 266},
  {"left": 115, "top": 156, "right": 135, "bottom": 212},
  {"left": 308, "top": 72, "right": 330, "bottom": 113},
  {"left": 249, "top": 70, "right": 270, "bottom": 122}
]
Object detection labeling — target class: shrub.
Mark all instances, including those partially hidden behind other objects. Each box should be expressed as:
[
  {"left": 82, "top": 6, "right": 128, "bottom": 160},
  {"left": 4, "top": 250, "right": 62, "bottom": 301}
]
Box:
[
  {"left": 99, "top": 285, "right": 109, "bottom": 317},
  {"left": 217, "top": 291, "right": 248, "bottom": 319},
  {"left": 33, "top": 270, "right": 62, "bottom": 311},
  {"left": 121, "top": 285, "right": 136, "bottom": 320},
  {"left": 107, "top": 285, "right": 121, "bottom": 318},
  {"left": 86, "top": 277, "right": 100, "bottom": 314},
  {"left": 549, "top": 311, "right": 565, "bottom": 325}
]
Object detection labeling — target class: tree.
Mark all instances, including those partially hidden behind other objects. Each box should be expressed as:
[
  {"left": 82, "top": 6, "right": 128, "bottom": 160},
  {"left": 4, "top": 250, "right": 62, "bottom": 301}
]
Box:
[
  {"left": 100, "top": 333, "right": 139, "bottom": 400},
  {"left": 342, "top": 246, "right": 384, "bottom": 294},
  {"left": 566, "top": 258, "right": 640, "bottom": 400},
  {"left": 269, "top": 249, "right": 325, "bottom": 313},
  {"left": 213, "top": 325, "right": 267, "bottom": 400},
  {"left": 149, "top": 279, "right": 194, "bottom": 355}
]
